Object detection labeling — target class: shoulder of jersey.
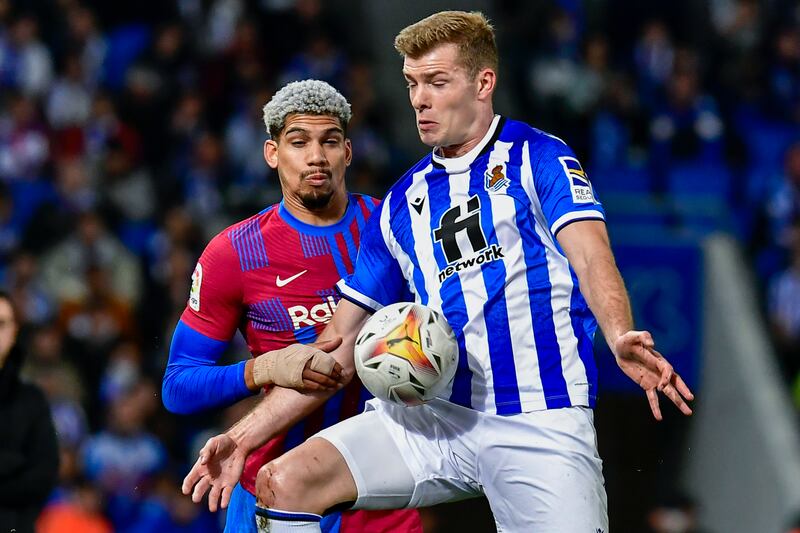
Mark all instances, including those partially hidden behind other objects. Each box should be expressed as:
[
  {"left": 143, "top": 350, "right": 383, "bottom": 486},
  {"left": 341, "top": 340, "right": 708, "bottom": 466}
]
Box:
[
  {"left": 379, "top": 154, "right": 435, "bottom": 211},
  {"left": 349, "top": 192, "right": 381, "bottom": 208},
  {"left": 214, "top": 205, "right": 278, "bottom": 240},
  {"left": 501, "top": 118, "right": 570, "bottom": 151}
]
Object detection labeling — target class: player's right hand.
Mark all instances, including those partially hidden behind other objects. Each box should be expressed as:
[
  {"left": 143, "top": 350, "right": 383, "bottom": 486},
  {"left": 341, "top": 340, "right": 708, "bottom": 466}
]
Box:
[
  {"left": 251, "top": 337, "right": 345, "bottom": 391},
  {"left": 182, "top": 433, "right": 245, "bottom": 512}
]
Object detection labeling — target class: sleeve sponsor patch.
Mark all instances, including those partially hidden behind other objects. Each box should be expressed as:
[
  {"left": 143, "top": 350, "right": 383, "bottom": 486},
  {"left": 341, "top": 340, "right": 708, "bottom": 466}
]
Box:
[
  {"left": 558, "top": 156, "right": 595, "bottom": 204},
  {"left": 189, "top": 262, "right": 202, "bottom": 311}
]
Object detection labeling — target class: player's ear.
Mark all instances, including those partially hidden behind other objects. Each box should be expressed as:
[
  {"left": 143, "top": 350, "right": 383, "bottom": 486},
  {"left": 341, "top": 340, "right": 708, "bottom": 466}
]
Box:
[
  {"left": 475, "top": 67, "right": 496, "bottom": 102},
  {"left": 264, "top": 139, "right": 279, "bottom": 169},
  {"left": 344, "top": 138, "right": 353, "bottom": 167}
]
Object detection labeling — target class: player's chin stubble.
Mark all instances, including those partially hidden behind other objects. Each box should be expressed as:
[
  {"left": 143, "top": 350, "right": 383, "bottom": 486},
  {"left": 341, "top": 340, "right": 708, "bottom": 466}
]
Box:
[{"left": 299, "top": 188, "right": 334, "bottom": 211}]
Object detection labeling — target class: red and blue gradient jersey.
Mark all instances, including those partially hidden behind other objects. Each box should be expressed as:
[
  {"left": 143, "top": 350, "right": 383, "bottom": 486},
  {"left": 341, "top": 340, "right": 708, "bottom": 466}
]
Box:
[
  {"left": 169, "top": 194, "right": 421, "bottom": 532},
  {"left": 181, "top": 194, "right": 376, "bottom": 492}
]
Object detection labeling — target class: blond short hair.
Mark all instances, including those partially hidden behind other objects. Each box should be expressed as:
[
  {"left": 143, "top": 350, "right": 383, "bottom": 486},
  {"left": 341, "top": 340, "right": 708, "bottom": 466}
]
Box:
[{"left": 394, "top": 11, "right": 498, "bottom": 78}]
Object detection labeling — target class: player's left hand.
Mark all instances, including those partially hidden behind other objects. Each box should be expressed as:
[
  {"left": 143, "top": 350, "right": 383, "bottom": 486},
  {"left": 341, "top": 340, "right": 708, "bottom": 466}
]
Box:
[
  {"left": 613, "top": 330, "right": 694, "bottom": 421},
  {"left": 251, "top": 337, "right": 345, "bottom": 391},
  {"left": 182, "top": 433, "right": 246, "bottom": 512}
]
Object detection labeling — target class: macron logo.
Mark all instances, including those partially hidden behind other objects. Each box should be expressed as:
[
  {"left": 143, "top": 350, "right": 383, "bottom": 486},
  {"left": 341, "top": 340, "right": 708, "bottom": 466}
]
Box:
[{"left": 276, "top": 270, "right": 307, "bottom": 288}]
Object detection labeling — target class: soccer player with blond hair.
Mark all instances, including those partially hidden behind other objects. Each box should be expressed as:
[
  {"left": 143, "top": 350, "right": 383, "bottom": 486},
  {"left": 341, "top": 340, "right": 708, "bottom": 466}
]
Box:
[{"left": 184, "top": 12, "right": 693, "bottom": 532}]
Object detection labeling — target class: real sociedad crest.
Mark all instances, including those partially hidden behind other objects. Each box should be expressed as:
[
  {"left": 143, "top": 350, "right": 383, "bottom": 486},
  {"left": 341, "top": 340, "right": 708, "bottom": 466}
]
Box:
[{"left": 484, "top": 163, "right": 509, "bottom": 192}]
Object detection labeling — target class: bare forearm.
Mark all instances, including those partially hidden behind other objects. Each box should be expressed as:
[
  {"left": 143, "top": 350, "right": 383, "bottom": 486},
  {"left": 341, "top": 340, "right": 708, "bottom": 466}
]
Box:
[
  {"left": 227, "top": 299, "right": 369, "bottom": 452},
  {"left": 227, "top": 386, "right": 337, "bottom": 451},
  {"left": 557, "top": 221, "right": 633, "bottom": 354},
  {"left": 577, "top": 251, "right": 633, "bottom": 353}
]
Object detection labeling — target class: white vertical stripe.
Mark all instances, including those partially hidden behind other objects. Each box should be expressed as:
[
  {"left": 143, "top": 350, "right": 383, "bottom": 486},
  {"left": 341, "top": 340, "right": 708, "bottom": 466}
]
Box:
[
  {"left": 447, "top": 171, "right": 491, "bottom": 412},
  {"left": 379, "top": 192, "right": 418, "bottom": 301},
  {"left": 485, "top": 141, "right": 546, "bottom": 409},
  {"left": 407, "top": 164, "right": 457, "bottom": 397},
  {"left": 406, "top": 164, "right": 441, "bottom": 310},
  {"left": 519, "top": 141, "right": 590, "bottom": 406}
]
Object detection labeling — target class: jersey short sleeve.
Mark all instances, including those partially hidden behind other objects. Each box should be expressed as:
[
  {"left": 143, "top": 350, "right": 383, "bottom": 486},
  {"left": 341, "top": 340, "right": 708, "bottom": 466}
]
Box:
[
  {"left": 180, "top": 232, "right": 243, "bottom": 340},
  {"left": 530, "top": 137, "right": 605, "bottom": 236},
  {"left": 336, "top": 196, "right": 411, "bottom": 312}
]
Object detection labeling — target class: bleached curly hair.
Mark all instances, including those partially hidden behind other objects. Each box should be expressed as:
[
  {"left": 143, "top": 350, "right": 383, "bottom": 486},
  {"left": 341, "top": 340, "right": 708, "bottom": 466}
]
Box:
[{"left": 262, "top": 79, "right": 352, "bottom": 139}]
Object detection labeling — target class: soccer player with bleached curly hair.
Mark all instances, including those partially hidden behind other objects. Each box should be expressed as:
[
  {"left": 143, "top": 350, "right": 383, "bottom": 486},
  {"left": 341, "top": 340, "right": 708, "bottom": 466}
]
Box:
[{"left": 164, "top": 79, "right": 421, "bottom": 533}]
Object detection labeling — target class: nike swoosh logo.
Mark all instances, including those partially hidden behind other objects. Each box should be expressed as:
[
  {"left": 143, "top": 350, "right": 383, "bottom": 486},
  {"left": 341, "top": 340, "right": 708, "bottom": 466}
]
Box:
[{"left": 276, "top": 270, "right": 308, "bottom": 287}]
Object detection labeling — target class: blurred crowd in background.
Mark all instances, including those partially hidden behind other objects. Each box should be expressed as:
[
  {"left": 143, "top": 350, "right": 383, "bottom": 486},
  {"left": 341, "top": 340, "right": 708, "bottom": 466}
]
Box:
[{"left": 0, "top": 0, "right": 798, "bottom": 531}]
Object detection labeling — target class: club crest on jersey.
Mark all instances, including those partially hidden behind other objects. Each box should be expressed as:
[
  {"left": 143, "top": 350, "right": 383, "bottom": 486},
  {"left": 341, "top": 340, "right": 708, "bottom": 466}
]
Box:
[
  {"left": 189, "top": 263, "right": 202, "bottom": 311},
  {"left": 559, "top": 156, "right": 595, "bottom": 204},
  {"left": 484, "top": 163, "right": 509, "bottom": 192}
]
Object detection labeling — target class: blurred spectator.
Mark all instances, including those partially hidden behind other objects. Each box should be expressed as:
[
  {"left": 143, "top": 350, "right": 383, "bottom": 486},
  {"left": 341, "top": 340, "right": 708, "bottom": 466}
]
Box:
[
  {"left": 589, "top": 73, "right": 650, "bottom": 173},
  {"left": 41, "top": 211, "right": 142, "bottom": 306},
  {"left": 65, "top": 6, "right": 107, "bottom": 89},
  {"left": 23, "top": 323, "right": 88, "bottom": 450},
  {"left": 5, "top": 15, "right": 53, "bottom": 97},
  {"left": 98, "top": 138, "right": 156, "bottom": 253},
  {"left": 649, "top": 52, "right": 726, "bottom": 171},
  {"left": 126, "top": 472, "right": 219, "bottom": 533},
  {"left": 46, "top": 53, "right": 92, "bottom": 130},
  {"left": 0, "top": 92, "right": 50, "bottom": 182},
  {"left": 634, "top": 20, "right": 675, "bottom": 110},
  {"left": 0, "top": 291, "right": 59, "bottom": 533},
  {"left": 768, "top": 26, "right": 800, "bottom": 123},
  {"left": 37, "top": 477, "right": 112, "bottom": 533},
  {"left": 768, "top": 218, "right": 800, "bottom": 380},
  {"left": 81, "top": 379, "right": 166, "bottom": 529},
  {"left": 178, "top": 131, "right": 231, "bottom": 236},
  {"left": 765, "top": 143, "right": 800, "bottom": 250},
  {"left": 6, "top": 251, "right": 55, "bottom": 326},
  {"left": 224, "top": 86, "right": 275, "bottom": 207},
  {"left": 644, "top": 492, "right": 707, "bottom": 533},
  {"left": 279, "top": 28, "right": 348, "bottom": 88}
]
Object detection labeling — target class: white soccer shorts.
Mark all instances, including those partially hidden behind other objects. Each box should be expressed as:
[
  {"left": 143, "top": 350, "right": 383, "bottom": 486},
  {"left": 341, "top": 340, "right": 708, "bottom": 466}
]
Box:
[{"left": 314, "top": 398, "right": 608, "bottom": 532}]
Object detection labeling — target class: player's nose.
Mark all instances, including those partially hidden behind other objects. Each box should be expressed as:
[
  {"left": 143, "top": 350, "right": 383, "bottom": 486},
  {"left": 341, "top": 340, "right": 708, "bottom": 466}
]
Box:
[
  {"left": 306, "top": 141, "right": 328, "bottom": 166},
  {"left": 411, "top": 85, "right": 430, "bottom": 111}
]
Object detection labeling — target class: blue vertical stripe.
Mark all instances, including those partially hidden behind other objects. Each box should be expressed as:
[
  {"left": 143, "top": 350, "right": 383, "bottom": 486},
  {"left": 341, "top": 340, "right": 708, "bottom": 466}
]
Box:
[
  {"left": 360, "top": 195, "right": 377, "bottom": 214},
  {"left": 294, "top": 325, "right": 317, "bottom": 344},
  {"left": 340, "top": 227, "right": 359, "bottom": 273},
  {"left": 570, "top": 272, "right": 598, "bottom": 405},
  {"left": 325, "top": 235, "right": 349, "bottom": 279},
  {"left": 514, "top": 207, "right": 571, "bottom": 408},
  {"left": 422, "top": 168, "right": 474, "bottom": 408},
  {"left": 300, "top": 234, "right": 330, "bottom": 258},
  {"left": 353, "top": 199, "right": 367, "bottom": 232},
  {"left": 320, "top": 388, "right": 345, "bottom": 429},
  {"left": 284, "top": 423, "right": 306, "bottom": 450},
  {"left": 387, "top": 181, "right": 429, "bottom": 306},
  {"left": 468, "top": 162, "right": 521, "bottom": 414},
  {"left": 229, "top": 218, "right": 269, "bottom": 271}
]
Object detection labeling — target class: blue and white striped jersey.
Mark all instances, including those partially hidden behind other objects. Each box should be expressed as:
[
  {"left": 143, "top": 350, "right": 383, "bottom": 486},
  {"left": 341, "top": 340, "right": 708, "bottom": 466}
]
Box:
[{"left": 337, "top": 116, "right": 606, "bottom": 414}]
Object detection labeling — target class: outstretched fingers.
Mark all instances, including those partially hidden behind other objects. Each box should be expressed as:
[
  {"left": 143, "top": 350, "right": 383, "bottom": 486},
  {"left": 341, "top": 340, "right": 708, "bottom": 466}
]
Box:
[
  {"left": 191, "top": 475, "right": 212, "bottom": 504},
  {"left": 182, "top": 459, "right": 204, "bottom": 495},
  {"left": 674, "top": 373, "right": 694, "bottom": 401},
  {"left": 646, "top": 387, "right": 662, "bottom": 421},
  {"left": 208, "top": 481, "right": 222, "bottom": 513},
  {"left": 220, "top": 485, "right": 233, "bottom": 510}
]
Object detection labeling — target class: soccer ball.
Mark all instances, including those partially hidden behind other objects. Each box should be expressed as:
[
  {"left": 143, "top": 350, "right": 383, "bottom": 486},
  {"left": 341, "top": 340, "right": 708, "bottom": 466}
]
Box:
[{"left": 354, "top": 302, "right": 458, "bottom": 407}]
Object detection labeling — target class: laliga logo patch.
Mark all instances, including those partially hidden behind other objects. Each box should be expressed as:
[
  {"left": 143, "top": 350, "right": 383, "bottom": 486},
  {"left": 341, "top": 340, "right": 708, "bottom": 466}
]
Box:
[
  {"left": 484, "top": 163, "right": 509, "bottom": 192},
  {"left": 189, "top": 263, "right": 202, "bottom": 311},
  {"left": 559, "top": 156, "right": 594, "bottom": 204}
]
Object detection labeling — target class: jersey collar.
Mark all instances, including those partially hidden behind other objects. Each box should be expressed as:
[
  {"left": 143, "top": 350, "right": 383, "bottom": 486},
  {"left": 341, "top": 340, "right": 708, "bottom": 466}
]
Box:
[
  {"left": 277, "top": 194, "right": 356, "bottom": 236},
  {"left": 432, "top": 114, "right": 502, "bottom": 174}
]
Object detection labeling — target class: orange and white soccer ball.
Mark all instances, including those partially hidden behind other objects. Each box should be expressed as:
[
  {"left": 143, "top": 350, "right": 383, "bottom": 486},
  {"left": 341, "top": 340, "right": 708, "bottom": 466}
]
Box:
[{"left": 354, "top": 302, "right": 458, "bottom": 406}]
